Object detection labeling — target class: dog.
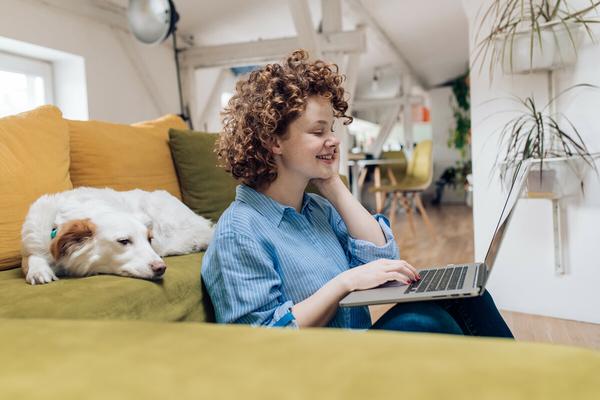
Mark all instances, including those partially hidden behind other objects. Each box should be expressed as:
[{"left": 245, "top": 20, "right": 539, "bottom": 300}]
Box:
[{"left": 21, "top": 187, "right": 214, "bottom": 285}]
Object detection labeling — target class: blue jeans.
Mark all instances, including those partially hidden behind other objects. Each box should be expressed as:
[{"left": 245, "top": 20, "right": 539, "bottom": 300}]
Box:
[{"left": 369, "top": 290, "right": 514, "bottom": 338}]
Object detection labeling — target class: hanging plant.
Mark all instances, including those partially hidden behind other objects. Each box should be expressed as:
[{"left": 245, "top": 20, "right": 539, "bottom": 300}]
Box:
[
  {"left": 448, "top": 72, "right": 471, "bottom": 161},
  {"left": 473, "top": 0, "right": 600, "bottom": 77}
]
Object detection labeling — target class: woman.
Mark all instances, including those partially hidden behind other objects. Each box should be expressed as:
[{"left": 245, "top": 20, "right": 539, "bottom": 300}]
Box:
[{"left": 201, "top": 50, "right": 513, "bottom": 337}]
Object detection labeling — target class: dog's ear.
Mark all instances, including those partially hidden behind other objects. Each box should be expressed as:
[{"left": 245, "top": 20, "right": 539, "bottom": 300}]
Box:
[
  {"left": 134, "top": 213, "right": 153, "bottom": 230},
  {"left": 50, "top": 219, "right": 96, "bottom": 261}
]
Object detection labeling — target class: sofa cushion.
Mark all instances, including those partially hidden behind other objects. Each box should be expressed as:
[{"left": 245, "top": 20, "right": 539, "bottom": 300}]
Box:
[
  {"left": 0, "top": 253, "right": 207, "bottom": 322},
  {"left": 68, "top": 114, "right": 187, "bottom": 199},
  {"left": 0, "top": 318, "right": 599, "bottom": 399},
  {"left": 0, "top": 105, "right": 72, "bottom": 271},
  {"left": 168, "top": 128, "right": 238, "bottom": 223}
]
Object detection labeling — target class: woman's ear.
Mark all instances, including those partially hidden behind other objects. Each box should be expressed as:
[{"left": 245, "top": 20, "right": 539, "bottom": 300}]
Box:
[{"left": 270, "top": 137, "right": 283, "bottom": 155}]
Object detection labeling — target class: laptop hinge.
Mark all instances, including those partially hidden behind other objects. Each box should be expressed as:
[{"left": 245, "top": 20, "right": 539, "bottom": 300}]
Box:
[{"left": 476, "top": 264, "right": 487, "bottom": 290}]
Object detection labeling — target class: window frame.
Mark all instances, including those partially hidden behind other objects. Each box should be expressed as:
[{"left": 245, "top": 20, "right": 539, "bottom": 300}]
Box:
[{"left": 0, "top": 50, "right": 54, "bottom": 105}]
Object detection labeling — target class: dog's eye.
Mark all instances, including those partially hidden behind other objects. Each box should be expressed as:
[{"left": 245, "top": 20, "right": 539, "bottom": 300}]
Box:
[
  {"left": 117, "top": 238, "right": 131, "bottom": 246},
  {"left": 148, "top": 236, "right": 153, "bottom": 244}
]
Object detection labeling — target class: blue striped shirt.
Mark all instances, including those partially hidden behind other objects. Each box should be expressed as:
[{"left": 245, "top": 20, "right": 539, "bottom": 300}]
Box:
[{"left": 201, "top": 184, "right": 400, "bottom": 329}]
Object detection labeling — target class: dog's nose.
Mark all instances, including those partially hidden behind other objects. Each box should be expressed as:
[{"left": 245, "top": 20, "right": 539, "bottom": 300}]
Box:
[{"left": 150, "top": 260, "right": 167, "bottom": 277}]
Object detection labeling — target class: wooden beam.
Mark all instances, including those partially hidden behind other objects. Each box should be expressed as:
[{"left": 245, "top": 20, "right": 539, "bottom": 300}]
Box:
[
  {"left": 346, "top": 0, "right": 427, "bottom": 89},
  {"left": 344, "top": 54, "right": 361, "bottom": 115},
  {"left": 353, "top": 95, "right": 424, "bottom": 110},
  {"left": 354, "top": 97, "right": 402, "bottom": 110},
  {"left": 321, "top": 0, "right": 342, "bottom": 34},
  {"left": 402, "top": 74, "right": 414, "bottom": 149},
  {"left": 288, "top": 0, "right": 321, "bottom": 58},
  {"left": 321, "top": 0, "right": 354, "bottom": 173},
  {"left": 181, "top": 30, "right": 366, "bottom": 69},
  {"left": 198, "top": 68, "right": 229, "bottom": 131},
  {"left": 338, "top": 52, "right": 361, "bottom": 174},
  {"left": 367, "top": 102, "right": 403, "bottom": 158}
]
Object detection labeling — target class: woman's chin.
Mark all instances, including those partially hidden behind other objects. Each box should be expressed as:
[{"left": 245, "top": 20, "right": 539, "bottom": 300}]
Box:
[{"left": 316, "top": 171, "right": 335, "bottom": 181}]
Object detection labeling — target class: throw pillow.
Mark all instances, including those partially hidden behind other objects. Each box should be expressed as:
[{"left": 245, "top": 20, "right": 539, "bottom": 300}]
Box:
[
  {"left": 0, "top": 105, "right": 72, "bottom": 270},
  {"left": 68, "top": 114, "right": 187, "bottom": 199},
  {"left": 168, "top": 129, "right": 238, "bottom": 223}
]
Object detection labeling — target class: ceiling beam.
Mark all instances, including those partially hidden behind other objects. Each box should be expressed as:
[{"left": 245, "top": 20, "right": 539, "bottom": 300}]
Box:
[
  {"left": 198, "top": 68, "right": 229, "bottom": 130},
  {"left": 345, "top": 0, "right": 427, "bottom": 89},
  {"left": 181, "top": 29, "right": 366, "bottom": 69},
  {"left": 322, "top": 0, "right": 343, "bottom": 34},
  {"left": 353, "top": 95, "right": 424, "bottom": 110},
  {"left": 288, "top": 0, "right": 322, "bottom": 58},
  {"left": 367, "top": 101, "right": 403, "bottom": 158}
]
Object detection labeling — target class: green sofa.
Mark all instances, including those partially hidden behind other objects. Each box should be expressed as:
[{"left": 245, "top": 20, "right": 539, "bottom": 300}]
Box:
[{"left": 1, "top": 108, "right": 599, "bottom": 399}]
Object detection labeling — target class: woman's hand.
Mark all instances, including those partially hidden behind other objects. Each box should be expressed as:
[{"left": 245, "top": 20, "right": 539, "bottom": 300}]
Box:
[
  {"left": 310, "top": 173, "right": 347, "bottom": 201},
  {"left": 338, "top": 259, "right": 421, "bottom": 292}
]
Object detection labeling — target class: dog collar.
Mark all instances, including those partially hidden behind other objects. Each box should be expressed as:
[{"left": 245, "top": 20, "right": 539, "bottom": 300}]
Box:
[{"left": 50, "top": 228, "right": 57, "bottom": 239}]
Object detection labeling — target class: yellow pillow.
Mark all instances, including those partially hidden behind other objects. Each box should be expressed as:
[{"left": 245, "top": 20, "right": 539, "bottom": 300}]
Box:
[
  {"left": 68, "top": 114, "right": 187, "bottom": 199},
  {"left": 0, "top": 105, "right": 72, "bottom": 271}
]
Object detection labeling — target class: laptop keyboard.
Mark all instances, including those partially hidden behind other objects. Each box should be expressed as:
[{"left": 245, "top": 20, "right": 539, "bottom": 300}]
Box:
[{"left": 404, "top": 266, "right": 469, "bottom": 294}]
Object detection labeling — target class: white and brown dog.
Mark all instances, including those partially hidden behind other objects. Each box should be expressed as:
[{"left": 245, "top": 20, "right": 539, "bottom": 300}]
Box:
[{"left": 21, "top": 187, "right": 214, "bottom": 285}]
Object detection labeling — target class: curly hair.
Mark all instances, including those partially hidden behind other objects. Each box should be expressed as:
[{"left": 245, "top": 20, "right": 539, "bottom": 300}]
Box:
[{"left": 216, "top": 49, "right": 353, "bottom": 189}]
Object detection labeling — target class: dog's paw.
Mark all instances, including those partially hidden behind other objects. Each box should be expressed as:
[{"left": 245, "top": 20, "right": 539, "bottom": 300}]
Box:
[{"left": 26, "top": 267, "right": 59, "bottom": 285}]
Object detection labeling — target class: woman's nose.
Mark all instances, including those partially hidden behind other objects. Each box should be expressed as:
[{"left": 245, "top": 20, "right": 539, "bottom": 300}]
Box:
[{"left": 325, "top": 134, "right": 340, "bottom": 147}]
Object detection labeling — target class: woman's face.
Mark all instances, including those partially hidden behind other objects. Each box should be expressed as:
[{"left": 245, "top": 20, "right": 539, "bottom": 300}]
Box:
[{"left": 273, "top": 95, "right": 340, "bottom": 182}]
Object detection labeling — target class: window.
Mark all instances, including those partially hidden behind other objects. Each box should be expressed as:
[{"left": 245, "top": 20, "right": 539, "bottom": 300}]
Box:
[{"left": 0, "top": 51, "right": 53, "bottom": 118}]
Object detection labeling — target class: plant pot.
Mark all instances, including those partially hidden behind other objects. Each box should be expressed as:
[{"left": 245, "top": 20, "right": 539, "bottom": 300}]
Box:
[
  {"left": 526, "top": 168, "right": 557, "bottom": 197},
  {"left": 497, "top": 22, "right": 584, "bottom": 74},
  {"left": 501, "top": 156, "right": 593, "bottom": 199}
]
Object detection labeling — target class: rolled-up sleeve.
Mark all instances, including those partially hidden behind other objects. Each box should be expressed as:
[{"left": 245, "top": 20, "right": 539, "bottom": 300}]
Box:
[
  {"left": 201, "top": 233, "right": 298, "bottom": 329},
  {"left": 331, "top": 209, "right": 400, "bottom": 267},
  {"left": 346, "top": 214, "right": 400, "bottom": 266}
]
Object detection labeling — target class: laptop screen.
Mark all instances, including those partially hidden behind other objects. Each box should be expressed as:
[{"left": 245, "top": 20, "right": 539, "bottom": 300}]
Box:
[{"left": 483, "top": 161, "right": 531, "bottom": 273}]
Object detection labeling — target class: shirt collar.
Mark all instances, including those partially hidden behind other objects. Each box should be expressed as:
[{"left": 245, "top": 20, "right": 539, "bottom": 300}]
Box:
[{"left": 236, "top": 185, "right": 314, "bottom": 225}]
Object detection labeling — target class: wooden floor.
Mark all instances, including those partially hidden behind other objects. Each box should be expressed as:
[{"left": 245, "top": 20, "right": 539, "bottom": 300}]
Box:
[{"left": 368, "top": 203, "right": 600, "bottom": 350}]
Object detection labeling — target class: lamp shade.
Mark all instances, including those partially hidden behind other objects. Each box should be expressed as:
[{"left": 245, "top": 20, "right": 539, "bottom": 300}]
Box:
[{"left": 127, "top": 0, "right": 179, "bottom": 45}]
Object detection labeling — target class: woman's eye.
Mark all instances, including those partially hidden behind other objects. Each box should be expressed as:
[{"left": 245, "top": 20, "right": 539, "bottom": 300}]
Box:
[{"left": 117, "top": 238, "right": 131, "bottom": 246}]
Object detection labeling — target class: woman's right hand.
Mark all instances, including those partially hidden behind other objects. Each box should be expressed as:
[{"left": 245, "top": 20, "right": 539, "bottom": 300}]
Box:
[{"left": 338, "top": 259, "right": 420, "bottom": 292}]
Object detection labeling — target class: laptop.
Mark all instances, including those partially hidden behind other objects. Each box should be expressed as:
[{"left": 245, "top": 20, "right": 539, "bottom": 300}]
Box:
[{"left": 339, "top": 161, "right": 530, "bottom": 308}]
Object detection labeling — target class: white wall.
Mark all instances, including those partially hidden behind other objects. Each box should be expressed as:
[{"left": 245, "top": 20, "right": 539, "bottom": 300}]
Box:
[
  {"left": 429, "top": 87, "right": 464, "bottom": 201},
  {"left": 463, "top": 0, "right": 600, "bottom": 323},
  {"left": 0, "top": 0, "right": 179, "bottom": 123}
]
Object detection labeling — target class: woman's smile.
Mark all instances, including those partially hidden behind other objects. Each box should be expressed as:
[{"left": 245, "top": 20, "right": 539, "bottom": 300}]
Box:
[{"left": 316, "top": 151, "right": 336, "bottom": 164}]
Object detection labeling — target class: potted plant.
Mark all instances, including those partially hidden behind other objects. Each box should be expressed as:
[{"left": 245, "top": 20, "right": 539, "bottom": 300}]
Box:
[
  {"left": 473, "top": 0, "right": 600, "bottom": 76},
  {"left": 496, "top": 85, "right": 598, "bottom": 197},
  {"left": 432, "top": 160, "right": 473, "bottom": 205}
]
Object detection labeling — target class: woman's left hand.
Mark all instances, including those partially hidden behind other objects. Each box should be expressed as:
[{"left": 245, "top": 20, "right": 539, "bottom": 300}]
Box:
[{"left": 310, "top": 173, "right": 347, "bottom": 200}]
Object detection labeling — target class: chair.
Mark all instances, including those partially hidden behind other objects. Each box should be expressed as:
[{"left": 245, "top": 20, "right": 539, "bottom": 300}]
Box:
[
  {"left": 370, "top": 140, "right": 436, "bottom": 239},
  {"left": 370, "top": 150, "right": 408, "bottom": 213}
]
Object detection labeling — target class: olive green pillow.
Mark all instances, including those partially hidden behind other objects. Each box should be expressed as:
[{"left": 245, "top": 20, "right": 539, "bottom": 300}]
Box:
[{"left": 168, "top": 129, "right": 238, "bottom": 223}]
